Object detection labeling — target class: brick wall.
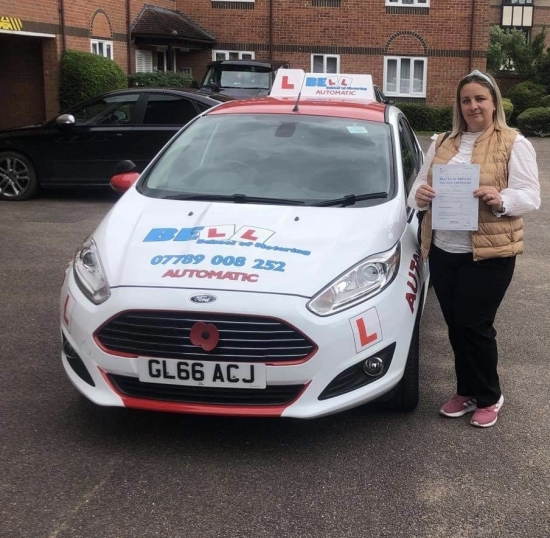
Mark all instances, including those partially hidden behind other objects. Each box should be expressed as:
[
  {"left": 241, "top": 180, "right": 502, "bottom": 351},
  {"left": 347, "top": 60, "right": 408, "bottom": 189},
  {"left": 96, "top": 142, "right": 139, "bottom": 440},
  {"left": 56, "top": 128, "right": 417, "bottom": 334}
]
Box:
[
  {"left": 177, "top": 0, "right": 491, "bottom": 106},
  {"left": 1, "top": 0, "right": 548, "bottom": 129}
]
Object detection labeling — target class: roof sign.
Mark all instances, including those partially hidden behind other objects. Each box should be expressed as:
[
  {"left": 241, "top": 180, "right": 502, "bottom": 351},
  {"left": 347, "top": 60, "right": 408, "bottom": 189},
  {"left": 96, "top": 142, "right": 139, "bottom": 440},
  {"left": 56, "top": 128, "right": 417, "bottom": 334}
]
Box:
[{"left": 270, "top": 69, "right": 375, "bottom": 102}]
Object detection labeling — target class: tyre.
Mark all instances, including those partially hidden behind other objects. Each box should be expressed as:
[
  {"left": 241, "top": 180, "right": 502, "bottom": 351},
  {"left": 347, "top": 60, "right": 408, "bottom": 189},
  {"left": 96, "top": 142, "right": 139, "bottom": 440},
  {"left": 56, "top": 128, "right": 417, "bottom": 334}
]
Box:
[
  {"left": 0, "top": 151, "right": 39, "bottom": 201},
  {"left": 388, "top": 312, "right": 420, "bottom": 412}
]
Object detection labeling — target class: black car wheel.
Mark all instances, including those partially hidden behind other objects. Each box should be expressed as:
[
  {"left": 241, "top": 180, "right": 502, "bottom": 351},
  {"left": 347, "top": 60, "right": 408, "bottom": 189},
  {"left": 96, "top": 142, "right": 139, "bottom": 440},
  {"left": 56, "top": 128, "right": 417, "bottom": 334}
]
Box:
[{"left": 0, "top": 151, "right": 39, "bottom": 201}]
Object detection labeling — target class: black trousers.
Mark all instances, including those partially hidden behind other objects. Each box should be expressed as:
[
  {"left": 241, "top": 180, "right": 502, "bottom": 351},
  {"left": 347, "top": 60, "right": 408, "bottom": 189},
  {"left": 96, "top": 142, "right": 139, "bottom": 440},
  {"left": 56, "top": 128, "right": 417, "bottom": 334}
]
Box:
[{"left": 429, "top": 245, "right": 516, "bottom": 408}]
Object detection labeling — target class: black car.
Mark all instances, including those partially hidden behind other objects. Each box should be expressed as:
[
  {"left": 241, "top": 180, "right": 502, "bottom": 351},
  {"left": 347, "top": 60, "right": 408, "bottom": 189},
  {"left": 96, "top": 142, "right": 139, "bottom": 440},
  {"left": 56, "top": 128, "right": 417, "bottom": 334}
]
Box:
[
  {"left": 0, "top": 88, "right": 232, "bottom": 201},
  {"left": 194, "top": 59, "right": 291, "bottom": 100}
]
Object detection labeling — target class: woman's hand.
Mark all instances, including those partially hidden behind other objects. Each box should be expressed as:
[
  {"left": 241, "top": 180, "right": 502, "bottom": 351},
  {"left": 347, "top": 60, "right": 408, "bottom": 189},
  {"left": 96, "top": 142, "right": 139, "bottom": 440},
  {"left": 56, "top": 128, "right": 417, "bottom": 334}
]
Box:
[
  {"left": 474, "top": 187, "right": 504, "bottom": 212},
  {"left": 415, "top": 184, "right": 436, "bottom": 208}
]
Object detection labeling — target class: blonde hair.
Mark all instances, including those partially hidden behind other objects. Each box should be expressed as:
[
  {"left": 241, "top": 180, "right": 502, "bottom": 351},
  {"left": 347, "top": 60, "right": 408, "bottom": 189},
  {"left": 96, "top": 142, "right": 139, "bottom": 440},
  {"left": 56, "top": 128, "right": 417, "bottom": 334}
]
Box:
[{"left": 449, "top": 70, "right": 514, "bottom": 139}]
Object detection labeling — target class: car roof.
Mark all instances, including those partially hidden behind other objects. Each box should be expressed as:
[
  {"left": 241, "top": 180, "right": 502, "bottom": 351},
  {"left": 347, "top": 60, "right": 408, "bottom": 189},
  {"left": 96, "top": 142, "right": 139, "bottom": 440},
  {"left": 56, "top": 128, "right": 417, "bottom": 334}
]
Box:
[
  {"left": 206, "top": 59, "right": 290, "bottom": 69},
  {"left": 94, "top": 87, "right": 234, "bottom": 104},
  {"left": 205, "top": 97, "right": 388, "bottom": 122}
]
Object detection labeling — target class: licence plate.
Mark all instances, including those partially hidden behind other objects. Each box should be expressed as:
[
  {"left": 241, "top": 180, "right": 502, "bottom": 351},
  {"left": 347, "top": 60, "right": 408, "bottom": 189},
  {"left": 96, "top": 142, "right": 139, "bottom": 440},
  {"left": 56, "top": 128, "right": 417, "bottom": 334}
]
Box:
[{"left": 137, "top": 358, "right": 266, "bottom": 389}]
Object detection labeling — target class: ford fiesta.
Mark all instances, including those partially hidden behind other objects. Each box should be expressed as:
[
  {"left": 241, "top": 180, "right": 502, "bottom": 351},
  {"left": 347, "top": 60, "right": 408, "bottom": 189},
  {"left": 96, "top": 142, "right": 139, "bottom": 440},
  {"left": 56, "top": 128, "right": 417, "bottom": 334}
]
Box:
[{"left": 60, "top": 70, "right": 428, "bottom": 418}]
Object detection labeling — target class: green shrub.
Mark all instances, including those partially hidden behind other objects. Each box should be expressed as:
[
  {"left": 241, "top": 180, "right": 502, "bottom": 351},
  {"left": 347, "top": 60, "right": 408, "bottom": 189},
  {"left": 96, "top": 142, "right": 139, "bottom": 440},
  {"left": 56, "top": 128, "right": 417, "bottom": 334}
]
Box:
[
  {"left": 394, "top": 103, "right": 452, "bottom": 132},
  {"left": 395, "top": 103, "right": 437, "bottom": 131},
  {"left": 127, "top": 72, "right": 193, "bottom": 88},
  {"left": 541, "top": 95, "right": 550, "bottom": 108},
  {"left": 434, "top": 106, "right": 453, "bottom": 132},
  {"left": 502, "top": 98, "right": 514, "bottom": 123},
  {"left": 59, "top": 50, "right": 127, "bottom": 110},
  {"left": 516, "top": 107, "right": 550, "bottom": 137},
  {"left": 505, "top": 81, "right": 547, "bottom": 124}
]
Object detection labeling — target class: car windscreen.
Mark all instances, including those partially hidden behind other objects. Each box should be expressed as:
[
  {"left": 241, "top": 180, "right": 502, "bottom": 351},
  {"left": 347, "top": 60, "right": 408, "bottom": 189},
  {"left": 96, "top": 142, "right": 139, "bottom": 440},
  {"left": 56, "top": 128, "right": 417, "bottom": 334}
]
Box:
[
  {"left": 139, "top": 114, "right": 393, "bottom": 204},
  {"left": 204, "top": 66, "right": 272, "bottom": 90}
]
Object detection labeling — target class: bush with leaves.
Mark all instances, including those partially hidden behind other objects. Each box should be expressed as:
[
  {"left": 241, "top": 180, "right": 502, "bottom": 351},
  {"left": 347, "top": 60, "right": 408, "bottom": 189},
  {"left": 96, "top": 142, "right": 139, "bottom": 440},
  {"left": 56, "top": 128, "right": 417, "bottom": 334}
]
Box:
[
  {"left": 394, "top": 103, "right": 436, "bottom": 131},
  {"left": 536, "top": 52, "right": 550, "bottom": 92},
  {"left": 516, "top": 107, "right": 550, "bottom": 137},
  {"left": 541, "top": 95, "right": 550, "bottom": 108},
  {"left": 502, "top": 97, "right": 514, "bottom": 123},
  {"left": 393, "top": 103, "right": 452, "bottom": 132},
  {"left": 505, "top": 81, "right": 547, "bottom": 124},
  {"left": 59, "top": 50, "right": 127, "bottom": 110},
  {"left": 127, "top": 72, "right": 193, "bottom": 88}
]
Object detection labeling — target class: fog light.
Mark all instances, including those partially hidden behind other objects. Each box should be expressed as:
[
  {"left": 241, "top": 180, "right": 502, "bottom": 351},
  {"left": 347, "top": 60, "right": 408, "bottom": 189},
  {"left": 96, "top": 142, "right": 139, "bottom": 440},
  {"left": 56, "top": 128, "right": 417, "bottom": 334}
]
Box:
[
  {"left": 363, "top": 357, "right": 384, "bottom": 377},
  {"left": 63, "top": 339, "right": 78, "bottom": 359},
  {"left": 62, "top": 335, "right": 95, "bottom": 387}
]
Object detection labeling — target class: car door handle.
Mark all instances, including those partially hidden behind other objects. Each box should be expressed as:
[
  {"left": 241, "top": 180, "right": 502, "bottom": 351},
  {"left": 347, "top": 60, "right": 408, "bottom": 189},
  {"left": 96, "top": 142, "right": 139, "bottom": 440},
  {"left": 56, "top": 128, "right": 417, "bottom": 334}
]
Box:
[{"left": 109, "top": 133, "right": 123, "bottom": 138}]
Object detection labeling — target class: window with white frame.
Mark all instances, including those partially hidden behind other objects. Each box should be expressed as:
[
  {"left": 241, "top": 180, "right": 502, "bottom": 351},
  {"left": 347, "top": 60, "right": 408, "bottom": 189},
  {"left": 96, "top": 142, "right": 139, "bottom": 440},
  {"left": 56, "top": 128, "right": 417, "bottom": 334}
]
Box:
[
  {"left": 135, "top": 50, "right": 153, "bottom": 73},
  {"left": 156, "top": 49, "right": 177, "bottom": 72},
  {"left": 311, "top": 54, "right": 339, "bottom": 74},
  {"left": 213, "top": 50, "right": 255, "bottom": 61},
  {"left": 384, "top": 56, "right": 427, "bottom": 97},
  {"left": 386, "top": 0, "right": 429, "bottom": 6},
  {"left": 91, "top": 39, "right": 113, "bottom": 60}
]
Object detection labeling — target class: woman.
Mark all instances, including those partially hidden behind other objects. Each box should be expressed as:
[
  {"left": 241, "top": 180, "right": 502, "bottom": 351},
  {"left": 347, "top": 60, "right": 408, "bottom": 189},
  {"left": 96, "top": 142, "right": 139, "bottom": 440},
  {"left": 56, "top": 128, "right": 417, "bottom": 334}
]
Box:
[{"left": 408, "top": 70, "right": 540, "bottom": 428}]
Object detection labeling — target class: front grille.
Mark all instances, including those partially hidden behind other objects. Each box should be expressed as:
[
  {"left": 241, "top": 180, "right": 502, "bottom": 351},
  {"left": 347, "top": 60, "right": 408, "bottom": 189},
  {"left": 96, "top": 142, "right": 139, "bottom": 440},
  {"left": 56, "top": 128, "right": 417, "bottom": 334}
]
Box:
[
  {"left": 109, "top": 374, "right": 304, "bottom": 405},
  {"left": 96, "top": 311, "right": 316, "bottom": 363}
]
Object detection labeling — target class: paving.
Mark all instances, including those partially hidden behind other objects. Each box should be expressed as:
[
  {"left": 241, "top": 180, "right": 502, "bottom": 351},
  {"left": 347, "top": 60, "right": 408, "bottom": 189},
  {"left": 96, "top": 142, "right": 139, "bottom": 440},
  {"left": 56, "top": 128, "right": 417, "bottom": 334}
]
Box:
[{"left": 1, "top": 135, "right": 548, "bottom": 538}]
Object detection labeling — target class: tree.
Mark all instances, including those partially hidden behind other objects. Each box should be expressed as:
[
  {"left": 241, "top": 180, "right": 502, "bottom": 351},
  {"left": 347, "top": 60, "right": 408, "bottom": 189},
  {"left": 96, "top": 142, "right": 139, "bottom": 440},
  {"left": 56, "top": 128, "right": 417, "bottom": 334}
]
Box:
[{"left": 487, "top": 26, "right": 547, "bottom": 81}]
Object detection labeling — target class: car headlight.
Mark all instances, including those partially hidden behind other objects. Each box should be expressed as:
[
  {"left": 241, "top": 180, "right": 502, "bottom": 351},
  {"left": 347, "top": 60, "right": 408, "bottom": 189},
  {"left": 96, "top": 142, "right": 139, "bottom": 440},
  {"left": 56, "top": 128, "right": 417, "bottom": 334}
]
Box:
[
  {"left": 73, "top": 237, "right": 110, "bottom": 304},
  {"left": 307, "top": 242, "right": 401, "bottom": 316}
]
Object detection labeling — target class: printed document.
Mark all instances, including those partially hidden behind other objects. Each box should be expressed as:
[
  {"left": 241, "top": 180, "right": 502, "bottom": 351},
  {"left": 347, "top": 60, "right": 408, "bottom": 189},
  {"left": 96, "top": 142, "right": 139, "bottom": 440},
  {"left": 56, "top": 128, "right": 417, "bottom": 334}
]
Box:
[{"left": 432, "top": 164, "right": 480, "bottom": 231}]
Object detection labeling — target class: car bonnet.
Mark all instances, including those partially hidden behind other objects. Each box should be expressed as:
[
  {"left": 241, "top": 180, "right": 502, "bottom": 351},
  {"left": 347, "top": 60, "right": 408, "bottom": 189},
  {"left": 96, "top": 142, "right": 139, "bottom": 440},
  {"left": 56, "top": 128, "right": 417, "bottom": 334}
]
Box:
[{"left": 94, "top": 191, "right": 405, "bottom": 298}]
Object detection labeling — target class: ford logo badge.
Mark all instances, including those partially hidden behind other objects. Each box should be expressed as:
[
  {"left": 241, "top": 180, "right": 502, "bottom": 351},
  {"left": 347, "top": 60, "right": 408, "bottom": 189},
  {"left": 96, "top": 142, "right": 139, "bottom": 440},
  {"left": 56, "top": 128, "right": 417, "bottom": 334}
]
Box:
[{"left": 189, "top": 294, "right": 217, "bottom": 304}]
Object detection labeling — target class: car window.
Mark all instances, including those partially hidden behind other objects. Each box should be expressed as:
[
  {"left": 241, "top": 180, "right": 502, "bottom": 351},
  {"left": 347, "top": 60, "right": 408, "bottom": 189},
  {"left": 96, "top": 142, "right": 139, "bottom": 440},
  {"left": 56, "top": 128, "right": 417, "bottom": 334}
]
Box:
[
  {"left": 141, "top": 114, "right": 392, "bottom": 204},
  {"left": 219, "top": 70, "right": 270, "bottom": 89},
  {"left": 142, "top": 95, "right": 199, "bottom": 125},
  {"left": 398, "top": 118, "right": 421, "bottom": 195},
  {"left": 72, "top": 94, "right": 139, "bottom": 126}
]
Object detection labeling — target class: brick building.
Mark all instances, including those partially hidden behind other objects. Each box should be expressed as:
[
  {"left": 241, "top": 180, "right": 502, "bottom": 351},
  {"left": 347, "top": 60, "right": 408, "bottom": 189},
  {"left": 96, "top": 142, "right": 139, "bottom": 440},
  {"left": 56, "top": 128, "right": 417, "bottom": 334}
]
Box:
[{"left": 0, "top": 0, "right": 548, "bottom": 130}]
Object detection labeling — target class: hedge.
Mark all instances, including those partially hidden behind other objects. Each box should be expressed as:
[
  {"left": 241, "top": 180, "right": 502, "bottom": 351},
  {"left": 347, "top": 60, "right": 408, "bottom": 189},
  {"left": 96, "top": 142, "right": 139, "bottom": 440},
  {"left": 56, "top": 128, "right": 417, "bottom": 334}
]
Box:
[
  {"left": 505, "top": 81, "right": 547, "bottom": 124},
  {"left": 127, "top": 72, "right": 194, "bottom": 88},
  {"left": 516, "top": 107, "right": 550, "bottom": 137},
  {"left": 541, "top": 95, "right": 550, "bottom": 108},
  {"left": 59, "top": 50, "right": 127, "bottom": 110},
  {"left": 394, "top": 103, "right": 452, "bottom": 132},
  {"left": 502, "top": 98, "right": 514, "bottom": 123}
]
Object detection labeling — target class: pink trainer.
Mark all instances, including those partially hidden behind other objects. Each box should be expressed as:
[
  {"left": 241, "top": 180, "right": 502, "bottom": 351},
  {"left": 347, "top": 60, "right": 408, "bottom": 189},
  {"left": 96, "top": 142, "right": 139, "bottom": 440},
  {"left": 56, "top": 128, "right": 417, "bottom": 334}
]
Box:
[
  {"left": 470, "top": 395, "right": 504, "bottom": 428},
  {"left": 439, "top": 394, "right": 477, "bottom": 418}
]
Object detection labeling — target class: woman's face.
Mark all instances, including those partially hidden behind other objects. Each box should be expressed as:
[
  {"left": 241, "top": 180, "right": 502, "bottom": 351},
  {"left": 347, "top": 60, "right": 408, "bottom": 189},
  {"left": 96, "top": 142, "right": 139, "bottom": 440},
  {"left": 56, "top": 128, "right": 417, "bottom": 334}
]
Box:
[{"left": 459, "top": 82, "right": 496, "bottom": 132}]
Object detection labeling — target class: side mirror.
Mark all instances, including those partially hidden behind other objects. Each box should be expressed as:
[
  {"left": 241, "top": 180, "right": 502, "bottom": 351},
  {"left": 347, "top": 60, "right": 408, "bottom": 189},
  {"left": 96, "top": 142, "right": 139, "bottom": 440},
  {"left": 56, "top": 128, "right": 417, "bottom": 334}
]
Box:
[
  {"left": 111, "top": 171, "right": 140, "bottom": 194},
  {"left": 111, "top": 160, "right": 139, "bottom": 194},
  {"left": 56, "top": 114, "right": 75, "bottom": 126}
]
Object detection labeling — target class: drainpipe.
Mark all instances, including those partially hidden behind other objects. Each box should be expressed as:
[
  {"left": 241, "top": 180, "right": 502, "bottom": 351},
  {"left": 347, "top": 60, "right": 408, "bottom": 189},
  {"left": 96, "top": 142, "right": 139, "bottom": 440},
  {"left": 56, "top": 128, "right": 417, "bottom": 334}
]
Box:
[
  {"left": 58, "top": 0, "right": 66, "bottom": 53},
  {"left": 127, "top": 0, "right": 132, "bottom": 74},
  {"left": 269, "top": 0, "right": 273, "bottom": 60},
  {"left": 468, "top": 0, "right": 475, "bottom": 71}
]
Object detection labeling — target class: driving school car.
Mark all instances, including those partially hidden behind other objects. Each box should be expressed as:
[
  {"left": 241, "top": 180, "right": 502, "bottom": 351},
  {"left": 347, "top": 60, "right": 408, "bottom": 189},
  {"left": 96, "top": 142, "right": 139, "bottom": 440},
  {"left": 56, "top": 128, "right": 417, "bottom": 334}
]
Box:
[{"left": 60, "top": 70, "right": 428, "bottom": 418}]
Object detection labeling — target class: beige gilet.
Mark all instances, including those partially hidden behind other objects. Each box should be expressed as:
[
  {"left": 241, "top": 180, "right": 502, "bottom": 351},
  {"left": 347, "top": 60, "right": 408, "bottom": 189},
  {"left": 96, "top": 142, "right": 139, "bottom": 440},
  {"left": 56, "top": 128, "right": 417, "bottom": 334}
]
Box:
[{"left": 420, "top": 125, "right": 522, "bottom": 261}]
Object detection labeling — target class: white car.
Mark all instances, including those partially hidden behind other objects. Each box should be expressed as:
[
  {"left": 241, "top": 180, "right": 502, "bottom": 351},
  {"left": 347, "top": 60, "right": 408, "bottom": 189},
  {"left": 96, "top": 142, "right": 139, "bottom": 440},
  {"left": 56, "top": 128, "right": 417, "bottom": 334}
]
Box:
[{"left": 60, "top": 71, "right": 428, "bottom": 418}]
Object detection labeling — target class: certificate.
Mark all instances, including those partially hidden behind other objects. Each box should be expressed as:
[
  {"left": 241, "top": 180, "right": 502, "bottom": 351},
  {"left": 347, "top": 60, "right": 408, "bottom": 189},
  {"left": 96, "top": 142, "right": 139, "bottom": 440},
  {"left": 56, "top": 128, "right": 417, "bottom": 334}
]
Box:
[{"left": 432, "top": 164, "right": 480, "bottom": 231}]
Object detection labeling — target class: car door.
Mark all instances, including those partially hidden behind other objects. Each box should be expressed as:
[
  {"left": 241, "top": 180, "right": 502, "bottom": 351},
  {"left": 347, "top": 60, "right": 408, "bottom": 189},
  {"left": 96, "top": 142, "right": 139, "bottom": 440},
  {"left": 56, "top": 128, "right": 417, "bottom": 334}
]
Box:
[
  {"left": 41, "top": 92, "right": 142, "bottom": 186},
  {"left": 128, "top": 92, "right": 204, "bottom": 172}
]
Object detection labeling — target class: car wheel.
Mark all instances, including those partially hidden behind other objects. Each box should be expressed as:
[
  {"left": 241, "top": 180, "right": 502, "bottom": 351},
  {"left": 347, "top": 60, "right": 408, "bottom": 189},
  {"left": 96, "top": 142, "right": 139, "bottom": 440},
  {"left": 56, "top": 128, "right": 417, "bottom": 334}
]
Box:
[
  {"left": 0, "top": 151, "right": 39, "bottom": 201},
  {"left": 389, "top": 312, "right": 420, "bottom": 412}
]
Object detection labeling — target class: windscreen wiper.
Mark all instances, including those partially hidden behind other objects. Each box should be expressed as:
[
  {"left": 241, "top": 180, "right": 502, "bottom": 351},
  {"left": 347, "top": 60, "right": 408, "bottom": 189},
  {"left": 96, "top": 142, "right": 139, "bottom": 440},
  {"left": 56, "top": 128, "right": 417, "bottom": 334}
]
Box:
[
  {"left": 312, "top": 192, "right": 388, "bottom": 207},
  {"left": 163, "top": 193, "right": 306, "bottom": 205}
]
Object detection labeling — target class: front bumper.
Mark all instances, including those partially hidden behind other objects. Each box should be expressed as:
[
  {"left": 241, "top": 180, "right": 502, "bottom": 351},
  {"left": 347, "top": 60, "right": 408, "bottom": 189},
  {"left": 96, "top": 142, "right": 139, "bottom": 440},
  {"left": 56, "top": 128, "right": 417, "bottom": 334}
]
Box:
[{"left": 60, "top": 267, "right": 423, "bottom": 419}]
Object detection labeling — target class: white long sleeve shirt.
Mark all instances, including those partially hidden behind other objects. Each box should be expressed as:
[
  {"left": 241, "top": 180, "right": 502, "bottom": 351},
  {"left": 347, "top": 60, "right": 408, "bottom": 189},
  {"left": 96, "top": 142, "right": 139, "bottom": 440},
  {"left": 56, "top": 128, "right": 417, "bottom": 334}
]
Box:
[{"left": 407, "top": 131, "right": 541, "bottom": 254}]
